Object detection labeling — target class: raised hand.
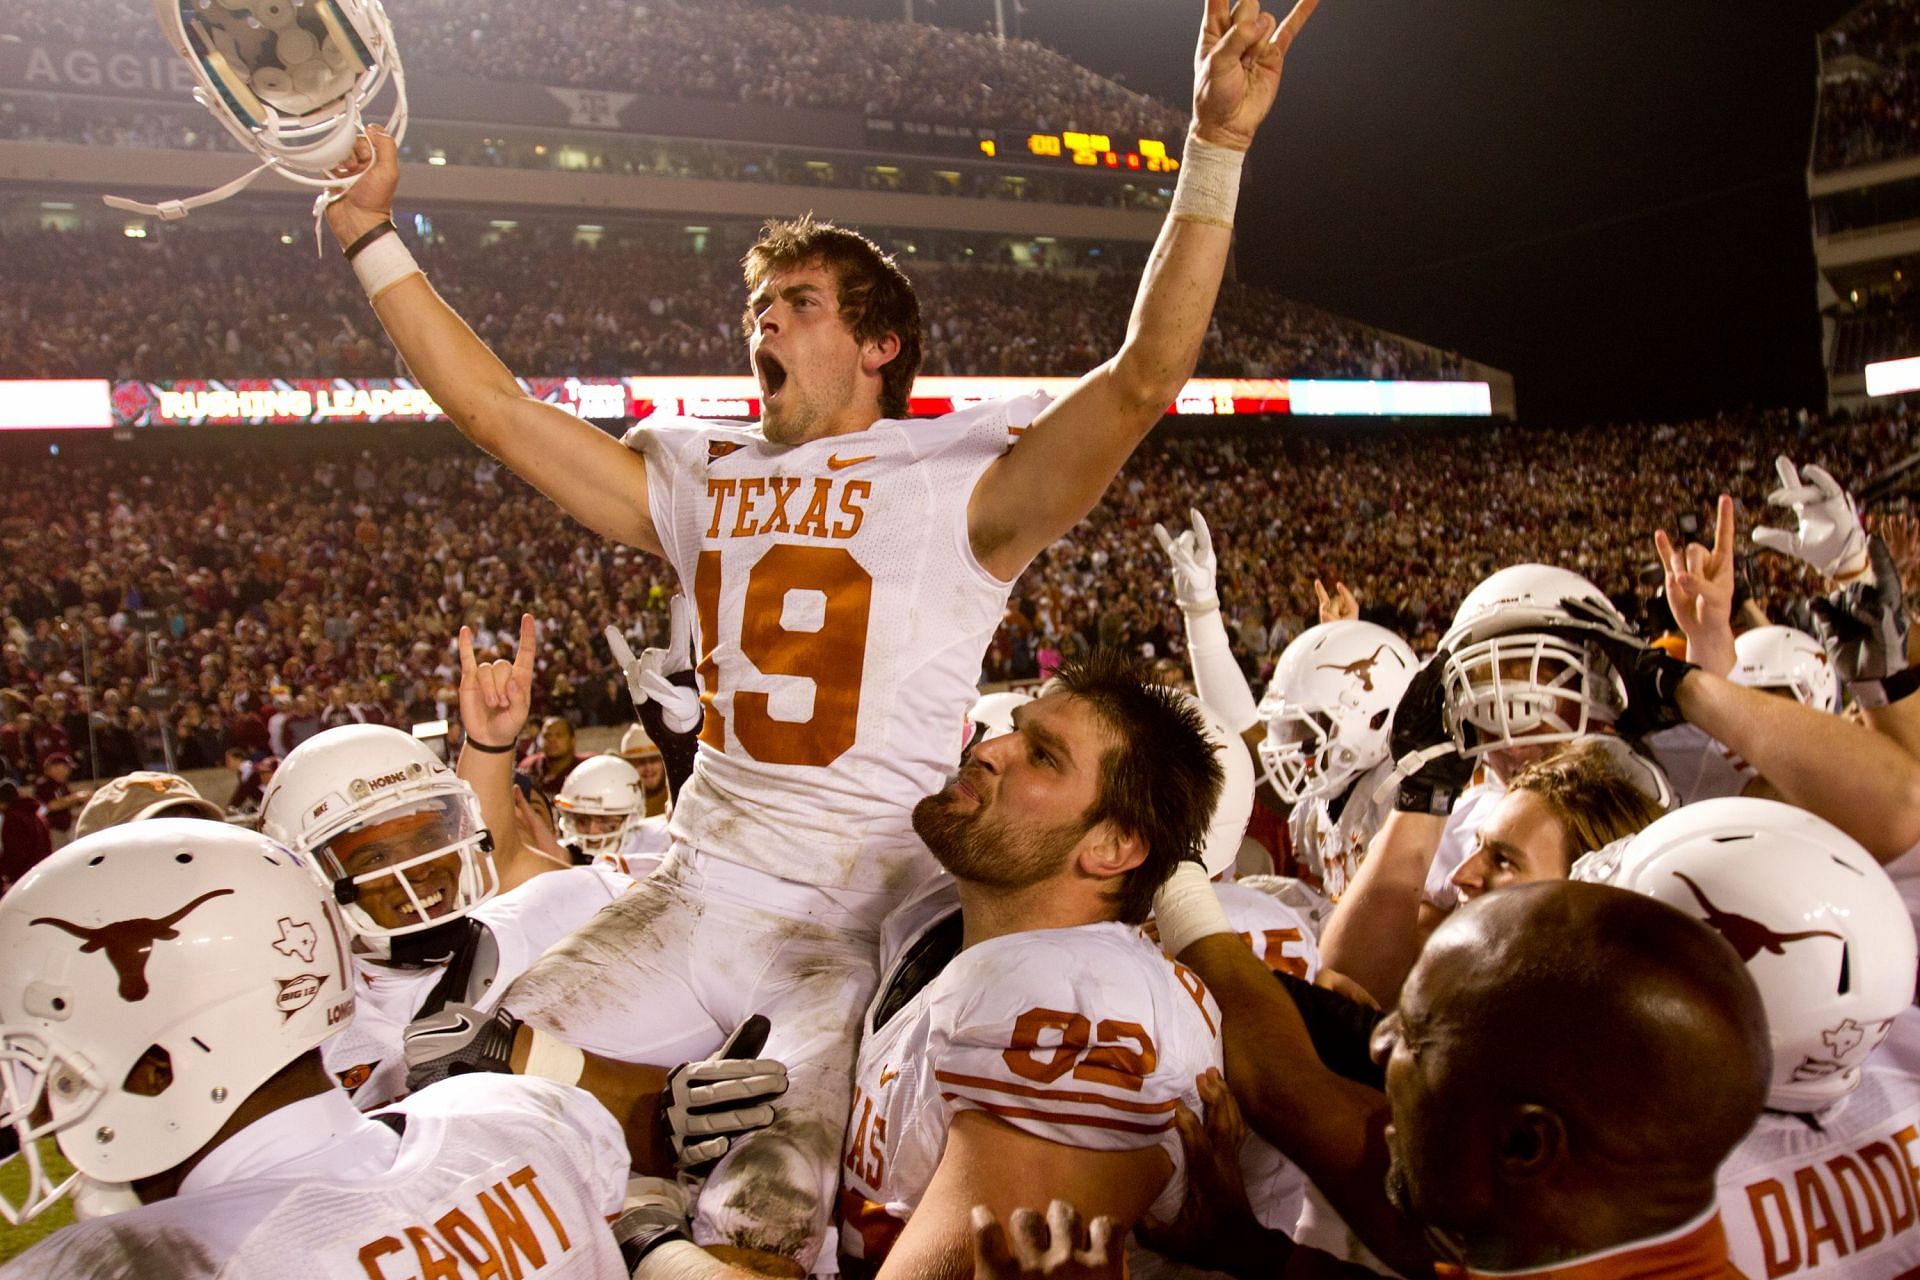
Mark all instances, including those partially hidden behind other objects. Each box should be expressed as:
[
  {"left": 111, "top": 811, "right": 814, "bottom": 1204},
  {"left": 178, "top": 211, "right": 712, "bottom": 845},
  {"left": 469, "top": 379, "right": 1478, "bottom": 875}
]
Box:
[
  {"left": 1653, "top": 494, "right": 1736, "bottom": 677},
  {"left": 1137, "top": 1071, "right": 1269, "bottom": 1274},
  {"left": 1314, "top": 579, "right": 1358, "bottom": 624},
  {"left": 1558, "top": 598, "right": 1694, "bottom": 737},
  {"left": 1193, "top": 0, "right": 1319, "bottom": 151},
  {"left": 1753, "top": 455, "right": 1868, "bottom": 581},
  {"left": 1153, "top": 508, "right": 1221, "bottom": 615},
  {"left": 971, "top": 1200, "right": 1124, "bottom": 1280},
  {"left": 323, "top": 124, "right": 402, "bottom": 246},
  {"left": 1381, "top": 650, "right": 1474, "bottom": 815},
  {"left": 459, "top": 613, "right": 536, "bottom": 752},
  {"left": 606, "top": 596, "right": 702, "bottom": 735},
  {"left": 1871, "top": 511, "right": 1920, "bottom": 593},
  {"left": 1811, "top": 536, "right": 1911, "bottom": 686}
]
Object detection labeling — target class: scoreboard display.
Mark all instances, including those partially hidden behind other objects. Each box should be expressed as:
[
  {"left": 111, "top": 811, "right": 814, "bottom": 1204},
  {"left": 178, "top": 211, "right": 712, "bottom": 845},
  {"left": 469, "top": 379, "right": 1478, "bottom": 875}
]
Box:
[
  {"left": 865, "top": 117, "right": 1180, "bottom": 174},
  {"left": 986, "top": 132, "right": 1180, "bottom": 174}
]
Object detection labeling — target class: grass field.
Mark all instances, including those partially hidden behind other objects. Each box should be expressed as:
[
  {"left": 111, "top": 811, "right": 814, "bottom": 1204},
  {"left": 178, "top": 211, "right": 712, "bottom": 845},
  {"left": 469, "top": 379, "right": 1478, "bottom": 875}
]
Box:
[{"left": 0, "top": 1141, "right": 76, "bottom": 1263}]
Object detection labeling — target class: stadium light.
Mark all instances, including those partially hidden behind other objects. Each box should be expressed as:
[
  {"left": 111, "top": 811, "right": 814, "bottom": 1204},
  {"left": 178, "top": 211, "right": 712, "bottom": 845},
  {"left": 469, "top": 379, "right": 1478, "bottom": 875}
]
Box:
[{"left": 1866, "top": 356, "right": 1920, "bottom": 398}]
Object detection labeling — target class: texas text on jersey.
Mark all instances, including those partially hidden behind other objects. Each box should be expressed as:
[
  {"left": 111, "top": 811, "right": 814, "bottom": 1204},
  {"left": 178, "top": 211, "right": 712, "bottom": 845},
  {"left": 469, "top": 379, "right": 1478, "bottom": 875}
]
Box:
[{"left": 626, "top": 394, "right": 1048, "bottom": 897}]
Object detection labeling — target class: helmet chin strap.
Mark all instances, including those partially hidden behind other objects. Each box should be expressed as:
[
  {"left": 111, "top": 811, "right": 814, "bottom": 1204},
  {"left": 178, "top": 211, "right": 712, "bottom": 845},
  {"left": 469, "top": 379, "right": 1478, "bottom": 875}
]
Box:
[{"left": 383, "top": 917, "right": 468, "bottom": 969}]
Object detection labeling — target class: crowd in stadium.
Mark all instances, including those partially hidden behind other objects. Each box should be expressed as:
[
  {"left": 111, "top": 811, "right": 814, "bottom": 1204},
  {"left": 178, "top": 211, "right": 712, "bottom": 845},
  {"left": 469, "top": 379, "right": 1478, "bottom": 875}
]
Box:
[
  {"left": 0, "top": 97, "right": 1173, "bottom": 212},
  {"left": 10, "top": 3, "right": 1920, "bottom": 1279},
  {"left": 1816, "top": 0, "right": 1920, "bottom": 171},
  {"left": 0, "top": 0, "right": 1188, "bottom": 137},
  {"left": 0, "top": 404, "right": 1903, "bottom": 797},
  {"left": 0, "top": 226, "right": 1468, "bottom": 382},
  {"left": 5, "top": 391, "right": 1920, "bottom": 1278}
]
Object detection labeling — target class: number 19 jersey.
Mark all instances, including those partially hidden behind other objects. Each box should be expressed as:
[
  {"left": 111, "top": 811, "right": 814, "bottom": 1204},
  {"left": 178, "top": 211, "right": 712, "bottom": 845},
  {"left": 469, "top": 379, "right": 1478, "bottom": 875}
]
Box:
[{"left": 626, "top": 395, "right": 1047, "bottom": 895}]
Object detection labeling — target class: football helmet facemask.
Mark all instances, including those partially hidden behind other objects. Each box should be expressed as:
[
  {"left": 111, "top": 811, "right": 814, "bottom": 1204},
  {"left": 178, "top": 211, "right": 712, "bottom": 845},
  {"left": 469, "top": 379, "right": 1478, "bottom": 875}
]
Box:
[
  {"left": 0, "top": 820, "right": 353, "bottom": 1222},
  {"left": 554, "top": 755, "right": 645, "bottom": 859},
  {"left": 1258, "top": 621, "right": 1417, "bottom": 804},
  {"left": 1440, "top": 564, "right": 1629, "bottom": 759},
  {"left": 260, "top": 724, "right": 496, "bottom": 940},
  {"left": 105, "top": 0, "right": 408, "bottom": 222}
]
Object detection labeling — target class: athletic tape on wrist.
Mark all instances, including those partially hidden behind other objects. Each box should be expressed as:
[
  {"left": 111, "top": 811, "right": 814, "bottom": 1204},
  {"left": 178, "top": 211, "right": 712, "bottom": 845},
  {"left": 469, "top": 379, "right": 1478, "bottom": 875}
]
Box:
[
  {"left": 351, "top": 232, "right": 421, "bottom": 303},
  {"left": 524, "top": 1029, "right": 585, "bottom": 1087},
  {"left": 1168, "top": 133, "right": 1245, "bottom": 228},
  {"left": 1153, "top": 861, "right": 1234, "bottom": 959}
]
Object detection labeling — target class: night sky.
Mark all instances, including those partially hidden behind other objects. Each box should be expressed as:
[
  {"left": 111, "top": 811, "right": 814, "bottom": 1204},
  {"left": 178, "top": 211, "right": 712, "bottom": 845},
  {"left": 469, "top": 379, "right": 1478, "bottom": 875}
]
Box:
[{"left": 833, "top": 0, "right": 1861, "bottom": 423}]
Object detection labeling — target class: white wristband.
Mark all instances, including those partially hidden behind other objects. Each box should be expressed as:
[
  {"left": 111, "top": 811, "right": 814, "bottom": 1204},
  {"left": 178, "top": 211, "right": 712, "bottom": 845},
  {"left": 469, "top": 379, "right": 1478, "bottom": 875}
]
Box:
[
  {"left": 524, "top": 1029, "right": 585, "bottom": 1087},
  {"left": 1152, "top": 862, "right": 1234, "bottom": 959},
  {"left": 352, "top": 233, "right": 422, "bottom": 302},
  {"left": 1167, "top": 133, "right": 1245, "bottom": 228}
]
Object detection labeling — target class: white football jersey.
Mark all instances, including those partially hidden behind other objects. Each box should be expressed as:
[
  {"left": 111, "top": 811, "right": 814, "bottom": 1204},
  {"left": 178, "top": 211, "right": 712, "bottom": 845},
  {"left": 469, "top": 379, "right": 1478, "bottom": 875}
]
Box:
[
  {"left": 626, "top": 396, "right": 1048, "bottom": 896},
  {"left": 1420, "top": 779, "right": 1507, "bottom": 912},
  {"left": 1210, "top": 879, "right": 1322, "bottom": 982},
  {"left": 1718, "top": 1010, "right": 1920, "bottom": 1280},
  {"left": 1645, "top": 723, "right": 1758, "bottom": 807},
  {"left": 604, "top": 815, "right": 673, "bottom": 879},
  {"left": 1292, "top": 1182, "right": 1399, "bottom": 1277},
  {"left": 323, "top": 865, "right": 632, "bottom": 1108},
  {"left": 1, "top": 1077, "right": 627, "bottom": 1279},
  {"left": 839, "top": 877, "right": 1222, "bottom": 1268},
  {"left": 1288, "top": 761, "right": 1399, "bottom": 903},
  {"left": 1208, "top": 880, "right": 1320, "bottom": 1235}
]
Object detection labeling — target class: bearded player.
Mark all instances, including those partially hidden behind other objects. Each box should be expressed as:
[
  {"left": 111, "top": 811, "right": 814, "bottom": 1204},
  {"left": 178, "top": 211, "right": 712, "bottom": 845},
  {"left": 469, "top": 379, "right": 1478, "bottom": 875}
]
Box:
[{"left": 321, "top": 0, "right": 1320, "bottom": 1271}]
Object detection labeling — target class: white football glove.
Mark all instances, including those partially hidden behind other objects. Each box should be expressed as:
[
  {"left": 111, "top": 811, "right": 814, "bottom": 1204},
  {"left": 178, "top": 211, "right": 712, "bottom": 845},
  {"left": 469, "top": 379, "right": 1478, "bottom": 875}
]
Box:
[
  {"left": 606, "top": 595, "right": 702, "bottom": 735},
  {"left": 1152, "top": 508, "right": 1221, "bottom": 615},
  {"left": 664, "top": 1015, "right": 788, "bottom": 1171},
  {"left": 1752, "top": 455, "right": 1868, "bottom": 581}
]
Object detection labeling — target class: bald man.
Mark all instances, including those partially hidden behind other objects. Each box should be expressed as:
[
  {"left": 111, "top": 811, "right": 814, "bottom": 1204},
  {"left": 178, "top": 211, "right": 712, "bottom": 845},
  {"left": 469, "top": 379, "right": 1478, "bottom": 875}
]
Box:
[{"left": 1139, "top": 873, "right": 1771, "bottom": 1278}]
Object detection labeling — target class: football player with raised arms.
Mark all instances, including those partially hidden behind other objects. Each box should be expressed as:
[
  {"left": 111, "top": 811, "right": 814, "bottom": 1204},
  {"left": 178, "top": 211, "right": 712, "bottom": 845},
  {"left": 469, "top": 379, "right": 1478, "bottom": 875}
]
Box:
[
  {"left": 0, "top": 820, "right": 644, "bottom": 1279},
  {"left": 322, "top": 0, "right": 1322, "bottom": 1271}
]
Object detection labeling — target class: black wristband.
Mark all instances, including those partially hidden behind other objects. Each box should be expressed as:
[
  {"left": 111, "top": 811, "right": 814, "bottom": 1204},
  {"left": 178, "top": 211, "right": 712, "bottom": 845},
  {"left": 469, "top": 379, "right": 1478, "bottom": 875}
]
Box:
[
  {"left": 343, "top": 219, "right": 398, "bottom": 261},
  {"left": 614, "top": 1215, "right": 690, "bottom": 1273},
  {"left": 462, "top": 735, "right": 515, "bottom": 755}
]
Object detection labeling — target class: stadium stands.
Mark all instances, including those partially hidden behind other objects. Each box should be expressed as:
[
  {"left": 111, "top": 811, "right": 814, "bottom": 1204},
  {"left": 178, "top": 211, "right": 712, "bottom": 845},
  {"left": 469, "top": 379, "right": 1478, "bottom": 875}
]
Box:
[
  {"left": 1816, "top": 0, "right": 1920, "bottom": 173},
  {"left": 0, "top": 406, "right": 1904, "bottom": 782},
  {"left": 0, "top": 0, "right": 1188, "bottom": 137},
  {"left": 0, "top": 223, "right": 1469, "bottom": 382}
]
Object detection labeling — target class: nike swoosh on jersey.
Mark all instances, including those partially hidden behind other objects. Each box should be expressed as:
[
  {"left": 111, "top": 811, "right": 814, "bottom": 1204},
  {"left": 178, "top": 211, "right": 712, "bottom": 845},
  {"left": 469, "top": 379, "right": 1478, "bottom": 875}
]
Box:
[
  {"left": 877, "top": 1069, "right": 900, "bottom": 1087},
  {"left": 828, "top": 454, "right": 877, "bottom": 471}
]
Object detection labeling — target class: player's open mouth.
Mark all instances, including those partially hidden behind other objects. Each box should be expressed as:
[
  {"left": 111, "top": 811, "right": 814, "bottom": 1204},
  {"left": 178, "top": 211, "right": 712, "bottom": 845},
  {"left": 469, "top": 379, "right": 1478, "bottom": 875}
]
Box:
[
  {"left": 758, "top": 353, "right": 788, "bottom": 401},
  {"left": 399, "top": 888, "right": 446, "bottom": 918}
]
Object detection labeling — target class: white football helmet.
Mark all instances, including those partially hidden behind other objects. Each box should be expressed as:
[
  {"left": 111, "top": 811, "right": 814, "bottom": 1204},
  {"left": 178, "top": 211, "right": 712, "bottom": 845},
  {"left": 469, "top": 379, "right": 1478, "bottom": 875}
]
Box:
[
  {"left": 1184, "top": 694, "right": 1256, "bottom": 879},
  {"left": 1574, "top": 797, "right": 1915, "bottom": 1113},
  {"left": 0, "top": 819, "right": 354, "bottom": 1222},
  {"left": 1439, "top": 564, "right": 1629, "bottom": 759},
  {"left": 554, "top": 756, "right": 645, "bottom": 859},
  {"left": 967, "top": 690, "right": 1034, "bottom": 751},
  {"left": 259, "top": 724, "right": 496, "bottom": 939},
  {"left": 104, "top": 0, "right": 408, "bottom": 221},
  {"left": 1730, "top": 625, "right": 1839, "bottom": 714},
  {"left": 1258, "top": 622, "right": 1417, "bottom": 804}
]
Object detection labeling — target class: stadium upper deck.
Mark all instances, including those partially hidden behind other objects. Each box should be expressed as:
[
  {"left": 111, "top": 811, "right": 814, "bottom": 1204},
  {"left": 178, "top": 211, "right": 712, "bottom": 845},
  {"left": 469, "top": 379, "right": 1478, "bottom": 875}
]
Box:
[{"left": 1812, "top": 0, "right": 1920, "bottom": 405}]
